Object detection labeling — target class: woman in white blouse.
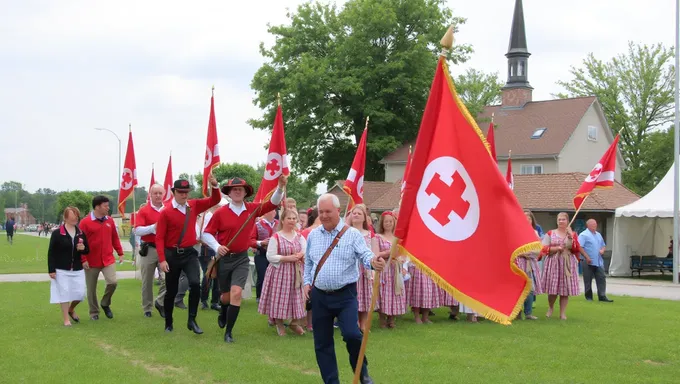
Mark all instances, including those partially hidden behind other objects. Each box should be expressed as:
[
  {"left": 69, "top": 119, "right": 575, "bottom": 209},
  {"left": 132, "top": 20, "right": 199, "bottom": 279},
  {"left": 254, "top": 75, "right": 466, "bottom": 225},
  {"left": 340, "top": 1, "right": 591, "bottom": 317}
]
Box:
[{"left": 257, "top": 208, "right": 307, "bottom": 336}]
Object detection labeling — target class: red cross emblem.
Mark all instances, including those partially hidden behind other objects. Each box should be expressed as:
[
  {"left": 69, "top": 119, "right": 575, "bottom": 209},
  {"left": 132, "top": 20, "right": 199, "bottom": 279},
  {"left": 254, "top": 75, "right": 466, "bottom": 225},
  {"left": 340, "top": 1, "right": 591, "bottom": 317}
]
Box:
[
  {"left": 424, "top": 171, "right": 470, "bottom": 226},
  {"left": 266, "top": 158, "right": 280, "bottom": 176}
]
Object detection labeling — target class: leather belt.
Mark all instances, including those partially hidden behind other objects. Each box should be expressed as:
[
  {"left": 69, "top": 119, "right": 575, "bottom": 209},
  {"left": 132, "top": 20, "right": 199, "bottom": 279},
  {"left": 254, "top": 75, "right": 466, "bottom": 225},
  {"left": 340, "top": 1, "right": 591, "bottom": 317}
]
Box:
[{"left": 315, "top": 283, "right": 355, "bottom": 295}]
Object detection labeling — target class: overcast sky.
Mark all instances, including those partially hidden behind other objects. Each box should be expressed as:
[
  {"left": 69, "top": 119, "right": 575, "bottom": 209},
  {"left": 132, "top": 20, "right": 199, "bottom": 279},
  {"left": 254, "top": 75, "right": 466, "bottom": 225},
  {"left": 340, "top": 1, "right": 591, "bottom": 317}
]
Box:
[{"left": 0, "top": 0, "right": 675, "bottom": 195}]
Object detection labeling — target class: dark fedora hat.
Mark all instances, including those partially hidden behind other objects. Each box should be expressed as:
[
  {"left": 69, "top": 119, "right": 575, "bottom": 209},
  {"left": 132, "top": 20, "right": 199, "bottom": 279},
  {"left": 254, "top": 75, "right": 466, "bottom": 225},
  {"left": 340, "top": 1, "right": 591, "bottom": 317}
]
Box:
[
  {"left": 171, "top": 179, "right": 193, "bottom": 192},
  {"left": 221, "top": 177, "right": 253, "bottom": 197}
]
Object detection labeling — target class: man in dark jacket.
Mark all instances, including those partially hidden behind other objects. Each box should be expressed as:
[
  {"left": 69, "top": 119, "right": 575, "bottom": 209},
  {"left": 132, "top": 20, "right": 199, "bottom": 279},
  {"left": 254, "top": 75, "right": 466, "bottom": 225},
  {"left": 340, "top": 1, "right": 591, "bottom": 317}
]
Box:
[{"left": 5, "top": 216, "right": 15, "bottom": 245}]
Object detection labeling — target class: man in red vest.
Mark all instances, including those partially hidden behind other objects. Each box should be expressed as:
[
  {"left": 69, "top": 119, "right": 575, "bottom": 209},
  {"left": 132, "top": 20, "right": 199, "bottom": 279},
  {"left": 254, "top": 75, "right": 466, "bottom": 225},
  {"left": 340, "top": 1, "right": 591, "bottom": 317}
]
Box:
[
  {"left": 79, "top": 195, "right": 124, "bottom": 321},
  {"left": 202, "top": 175, "right": 287, "bottom": 343},
  {"left": 155, "top": 176, "right": 220, "bottom": 334}
]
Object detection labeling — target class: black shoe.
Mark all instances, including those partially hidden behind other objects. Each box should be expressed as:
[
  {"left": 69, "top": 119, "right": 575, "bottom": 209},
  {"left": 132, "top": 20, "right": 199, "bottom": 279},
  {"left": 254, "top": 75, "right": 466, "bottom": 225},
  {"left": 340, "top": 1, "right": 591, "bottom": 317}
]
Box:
[
  {"left": 155, "top": 301, "right": 165, "bottom": 318},
  {"left": 585, "top": 297, "right": 593, "bottom": 301},
  {"left": 165, "top": 325, "right": 173, "bottom": 332},
  {"left": 201, "top": 301, "right": 209, "bottom": 310},
  {"left": 218, "top": 306, "right": 227, "bottom": 329},
  {"left": 144, "top": 311, "right": 152, "bottom": 318},
  {"left": 175, "top": 301, "right": 187, "bottom": 310},
  {"left": 210, "top": 303, "right": 221, "bottom": 311},
  {"left": 187, "top": 317, "right": 204, "bottom": 334},
  {"left": 101, "top": 306, "right": 113, "bottom": 319},
  {"left": 90, "top": 315, "right": 99, "bottom": 321},
  {"left": 360, "top": 375, "right": 374, "bottom": 384},
  {"left": 599, "top": 297, "right": 614, "bottom": 303},
  {"left": 224, "top": 331, "right": 234, "bottom": 343}
]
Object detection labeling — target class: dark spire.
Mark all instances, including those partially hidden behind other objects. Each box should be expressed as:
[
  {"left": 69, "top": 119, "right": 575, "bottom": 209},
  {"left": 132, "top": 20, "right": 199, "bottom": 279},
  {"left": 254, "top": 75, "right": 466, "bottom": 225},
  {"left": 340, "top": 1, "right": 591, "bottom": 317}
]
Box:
[
  {"left": 507, "top": 0, "right": 528, "bottom": 54},
  {"left": 503, "top": 0, "right": 532, "bottom": 91}
]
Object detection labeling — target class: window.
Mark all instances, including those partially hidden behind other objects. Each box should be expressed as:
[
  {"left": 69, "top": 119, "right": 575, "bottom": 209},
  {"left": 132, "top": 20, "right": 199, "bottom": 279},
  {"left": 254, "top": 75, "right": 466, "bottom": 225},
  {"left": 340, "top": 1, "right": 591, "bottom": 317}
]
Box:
[
  {"left": 520, "top": 164, "right": 543, "bottom": 175},
  {"left": 518, "top": 61, "right": 524, "bottom": 76},
  {"left": 531, "top": 128, "right": 546, "bottom": 139},
  {"left": 587, "top": 126, "right": 598, "bottom": 141}
]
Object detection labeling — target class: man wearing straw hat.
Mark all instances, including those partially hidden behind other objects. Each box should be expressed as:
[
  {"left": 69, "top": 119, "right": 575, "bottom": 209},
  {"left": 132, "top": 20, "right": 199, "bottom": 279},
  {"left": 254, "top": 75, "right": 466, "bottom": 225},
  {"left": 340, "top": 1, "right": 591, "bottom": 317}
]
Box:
[{"left": 202, "top": 175, "right": 287, "bottom": 343}]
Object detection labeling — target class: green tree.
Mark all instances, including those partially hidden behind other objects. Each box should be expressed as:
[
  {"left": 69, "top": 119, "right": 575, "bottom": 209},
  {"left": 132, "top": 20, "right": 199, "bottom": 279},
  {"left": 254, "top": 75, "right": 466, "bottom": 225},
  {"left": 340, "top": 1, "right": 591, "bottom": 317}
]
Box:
[
  {"left": 249, "top": 0, "right": 471, "bottom": 186},
  {"left": 55, "top": 191, "right": 93, "bottom": 220},
  {"left": 195, "top": 163, "right": 263, "bottom": 201},
  {"left": 454, "top": 68, "right": 503, "bottom": 119},
  {"left": 555, "top": 42, "right": 675, "bottom": 194},
  {"left": 628, "top": 127, "right": 675, "bottom": 194}
]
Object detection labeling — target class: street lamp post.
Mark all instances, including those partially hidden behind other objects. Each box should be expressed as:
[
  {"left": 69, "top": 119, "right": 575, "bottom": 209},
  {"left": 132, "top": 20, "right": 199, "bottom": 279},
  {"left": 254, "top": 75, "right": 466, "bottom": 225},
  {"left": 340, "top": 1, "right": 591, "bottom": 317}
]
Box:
[{"left": 94, "top": 128, "right": 122, "bottom": 214}]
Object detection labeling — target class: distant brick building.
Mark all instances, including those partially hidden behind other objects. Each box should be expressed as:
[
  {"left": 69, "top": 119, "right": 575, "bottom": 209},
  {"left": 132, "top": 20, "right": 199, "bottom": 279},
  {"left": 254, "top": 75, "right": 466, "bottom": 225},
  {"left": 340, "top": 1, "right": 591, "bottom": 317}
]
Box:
[{"left": 5, "top": 204, "right": 37, "bottom": 225}]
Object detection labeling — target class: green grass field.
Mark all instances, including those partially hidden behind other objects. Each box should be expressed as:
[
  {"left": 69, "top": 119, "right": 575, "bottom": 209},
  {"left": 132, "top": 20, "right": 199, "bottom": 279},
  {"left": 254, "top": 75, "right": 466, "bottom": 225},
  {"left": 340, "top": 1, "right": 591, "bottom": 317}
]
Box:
[
  {"left": 0, "top": 280, "right": 678, "bottom": 384},
  {"left": 0, "top": 234, "right": 136, "bottom": 274}
]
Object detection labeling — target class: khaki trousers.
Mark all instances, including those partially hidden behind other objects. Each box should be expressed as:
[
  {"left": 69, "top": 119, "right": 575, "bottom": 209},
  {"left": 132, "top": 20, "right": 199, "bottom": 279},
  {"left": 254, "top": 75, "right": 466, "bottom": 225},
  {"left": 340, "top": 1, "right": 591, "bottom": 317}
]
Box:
[
  {"left": 140, "top": 247, "right": 167, "bottom": 312},
  {"left": 85, "top": 264, "right": 118, "bottom": 316}
]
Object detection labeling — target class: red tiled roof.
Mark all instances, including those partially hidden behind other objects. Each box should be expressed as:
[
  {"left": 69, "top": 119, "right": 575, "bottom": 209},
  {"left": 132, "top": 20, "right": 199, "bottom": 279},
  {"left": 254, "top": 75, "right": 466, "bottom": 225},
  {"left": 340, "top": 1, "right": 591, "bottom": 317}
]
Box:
[
  {"left": 381, "top": 96, "right": 598, "bottom": 163},
  {"left": 514, "top": 173, "right": 639, "bottom": 211},
  {"left": 327, "top": 181, "right": 397, "bottom": 211}
]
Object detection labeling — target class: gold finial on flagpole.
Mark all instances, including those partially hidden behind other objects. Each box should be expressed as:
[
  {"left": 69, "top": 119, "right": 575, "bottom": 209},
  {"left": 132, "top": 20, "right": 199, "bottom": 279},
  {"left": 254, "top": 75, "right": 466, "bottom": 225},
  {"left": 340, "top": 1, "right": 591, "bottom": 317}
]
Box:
[
  {"left": 364, "top": 116, "right": 370, "bottom": 130},
  {"left": 129, "top": 123, "right": 131, "bottom": 132},
  {"left": 277, "top": 92, "right": 281, "bottom": 106},
  {"left": 508, "top": 150, "right": 512, "bottom": 159},
  {"left": 491, "top": 112, "right": 495, "bottom": 124},
  {"left": 440, "top": 25, "right": 454, "bottom": 56},
  {"left": 212, "top": 85, "right": 215, "bottom": 97}
]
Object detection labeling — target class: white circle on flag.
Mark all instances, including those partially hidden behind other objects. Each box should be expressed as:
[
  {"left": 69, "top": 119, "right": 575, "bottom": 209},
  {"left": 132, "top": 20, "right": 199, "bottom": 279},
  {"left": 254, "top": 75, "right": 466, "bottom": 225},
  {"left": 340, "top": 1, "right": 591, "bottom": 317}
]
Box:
[
  {"left": 204, "top": 146, "right": 213, "bottom": 168},
  {"left": 416, "top": 156, "right": 480, "bottom": 242},
  {"left": 584, "top": 163, "right": 603, "bottom": 183},
  {"left": 264, "top": 152, "right": 284, "bottom": 180},
  {"left": 121, "top": 168, "right": 134, "bottom": 190},
  {"left": 357, "top": 175, "right": 365, "bottom": 199}
]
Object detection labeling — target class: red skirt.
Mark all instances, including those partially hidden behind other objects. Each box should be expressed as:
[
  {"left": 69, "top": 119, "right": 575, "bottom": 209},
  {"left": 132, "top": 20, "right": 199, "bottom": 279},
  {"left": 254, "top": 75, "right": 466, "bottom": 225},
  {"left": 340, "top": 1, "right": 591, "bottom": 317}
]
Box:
[
  {"left": 438, "top": 287, "right": 458, "bottom": 307},
  {"left": 408, "top": 267, "right": 441, "bottom": 309},
  {"left": 257, "top": 262, "right": 306, "bottom": 320},
  {"left": 357, "top": 266, "right": 378, "bottom": 312}
]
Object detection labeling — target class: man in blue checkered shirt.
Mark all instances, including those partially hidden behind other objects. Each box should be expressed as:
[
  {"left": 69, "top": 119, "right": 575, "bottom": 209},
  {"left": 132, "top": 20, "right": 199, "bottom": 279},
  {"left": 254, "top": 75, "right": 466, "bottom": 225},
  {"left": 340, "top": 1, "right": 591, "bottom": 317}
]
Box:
[{"left": 304, "top": 194, "right": 385, "bottom": 384}]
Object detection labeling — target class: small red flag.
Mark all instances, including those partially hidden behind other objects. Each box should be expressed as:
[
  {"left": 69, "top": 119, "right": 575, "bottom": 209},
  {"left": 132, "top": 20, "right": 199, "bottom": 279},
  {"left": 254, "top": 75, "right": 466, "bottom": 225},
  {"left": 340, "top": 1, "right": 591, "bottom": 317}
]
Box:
[
  {"left": 486, "top": 122, "right": 497, "bottom": 163},
  {"left": 163, "top": 154, "right": 173, "bottom": 203},
  {"left": 395, "top": 57, "right": 538, "bottom": 324},
  {"left": 203, "top": 91, "right": 220, "bottom": 197},
  {"left": 343, "top": 127, "right": 367, "bottom": 210},
  {"left": 117, "top": 129, "right": 138, "bottom": 218},
  {"left": 254, "top": 105, "right": 290, "bottom": 203},
  {"left": 506, "top": 155, "right": 514, "bottom": 190},
  {"left": 573, "top": 134, "right": 619, "bottom": 210},
  {"left": 146, "top": 166, "right": 155, "bottom": 203}
]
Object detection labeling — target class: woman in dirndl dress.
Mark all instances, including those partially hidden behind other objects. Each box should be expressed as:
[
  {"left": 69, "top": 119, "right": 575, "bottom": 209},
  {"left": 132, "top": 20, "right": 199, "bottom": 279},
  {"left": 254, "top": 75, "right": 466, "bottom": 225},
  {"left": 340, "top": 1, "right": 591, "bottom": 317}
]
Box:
[
  {"left": 515, "top": 209, "right": 544, "bottom": 320},
  {"left": 347, "top": 204, "right": 379, "bottom": 332},
  {"left": 48, "top": 207, "right": 89, "bottom": 326},
  {"left": 540, "top": 212, "right": 591, "bottom": 320},
  {"left": 258, "top": 208, "right": 307, "bottom": 336},
  {"left": 375, "top": 211, "right": 406, "bottom": 329},
  {"left": 408, "top": 261, "right": 441, "bottom": 324}
]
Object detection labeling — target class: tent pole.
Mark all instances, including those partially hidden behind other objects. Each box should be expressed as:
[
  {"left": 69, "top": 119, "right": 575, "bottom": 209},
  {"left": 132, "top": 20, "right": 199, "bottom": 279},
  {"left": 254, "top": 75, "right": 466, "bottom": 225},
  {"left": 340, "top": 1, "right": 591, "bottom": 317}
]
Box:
[{"left": 673, "top": 0, "right": 679, "bottom": 284}]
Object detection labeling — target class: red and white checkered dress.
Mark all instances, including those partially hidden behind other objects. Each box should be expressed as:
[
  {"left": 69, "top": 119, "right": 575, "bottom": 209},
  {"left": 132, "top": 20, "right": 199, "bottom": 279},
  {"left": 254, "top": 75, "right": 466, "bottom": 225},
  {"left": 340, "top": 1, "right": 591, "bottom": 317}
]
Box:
[
  {"left": 438, "top": 287, "right": 458, "bottom": 307},
  {"left": 257, "top": 233, "right": 306, "bottom": 320},
  {"left": 408, "top": 262, "right": 441, "bottom": 309},
  {"left": 540, "top": 230, "right": 581, "bottom": 296},
  {"left": 357, "top": 232, "right": 378, "bottom": 312},
  {"left": 376, "top": 235, "right": 406, "bottom": 316},
  {"left": 516, "top": 252, "right": 544, "bottom": 295}
]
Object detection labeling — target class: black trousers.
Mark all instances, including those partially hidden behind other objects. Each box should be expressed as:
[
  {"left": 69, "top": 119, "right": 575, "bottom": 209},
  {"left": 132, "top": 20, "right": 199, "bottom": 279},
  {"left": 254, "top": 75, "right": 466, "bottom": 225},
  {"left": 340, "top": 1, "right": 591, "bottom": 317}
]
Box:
[
  {"left": 582, "top": 261, "right": 607, "bottom": 299},
  {"left": 254, "top": 247, "right": 269, "bottom": 299},
  {"left": 312, "top": 283, "right": 368, "bottom": 384},
  {"left": 199, "top": 245, "right": 220, "bottom": 304},
  {"left": 164, "top": 247, "right": 201, "bottom": 325}
]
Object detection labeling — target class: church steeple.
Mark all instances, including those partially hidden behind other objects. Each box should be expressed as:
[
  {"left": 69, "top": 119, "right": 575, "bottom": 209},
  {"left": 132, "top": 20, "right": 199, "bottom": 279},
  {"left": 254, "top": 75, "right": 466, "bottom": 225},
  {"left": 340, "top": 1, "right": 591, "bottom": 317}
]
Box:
[{"left": 502, "top": 0, "right": 533, "bottom": 107}]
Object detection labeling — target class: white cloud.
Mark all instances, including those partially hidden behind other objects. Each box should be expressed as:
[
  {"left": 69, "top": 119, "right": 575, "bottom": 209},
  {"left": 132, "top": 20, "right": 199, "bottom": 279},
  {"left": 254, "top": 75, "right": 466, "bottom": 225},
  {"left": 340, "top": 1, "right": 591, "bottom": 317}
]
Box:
[{"left": 0, "top": 0, "right": 675, "bottom": 198}]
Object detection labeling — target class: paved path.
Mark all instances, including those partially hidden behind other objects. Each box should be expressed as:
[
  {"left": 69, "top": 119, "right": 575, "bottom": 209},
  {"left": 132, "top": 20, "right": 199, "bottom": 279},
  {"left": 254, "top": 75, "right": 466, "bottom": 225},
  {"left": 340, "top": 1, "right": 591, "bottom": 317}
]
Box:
[{"left": 17, "top": 232, "right": 133, "bottom": 252}]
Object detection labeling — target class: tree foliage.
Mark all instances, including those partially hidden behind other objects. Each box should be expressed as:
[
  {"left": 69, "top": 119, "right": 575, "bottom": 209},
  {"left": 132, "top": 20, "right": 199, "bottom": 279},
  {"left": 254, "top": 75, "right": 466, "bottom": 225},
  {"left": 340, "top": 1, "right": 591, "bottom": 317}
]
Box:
[
  {"left": 454, "top": 68, "right": 503, "bottom": 119},
  {"left": 55, "top": 191, "right": 93, "bottom": 220},
  {"left": 249, "top": 0, "right": 471, "bottom": 186},
  {"left": 555, "top": 42, "right": 675, "bottom": 194}
]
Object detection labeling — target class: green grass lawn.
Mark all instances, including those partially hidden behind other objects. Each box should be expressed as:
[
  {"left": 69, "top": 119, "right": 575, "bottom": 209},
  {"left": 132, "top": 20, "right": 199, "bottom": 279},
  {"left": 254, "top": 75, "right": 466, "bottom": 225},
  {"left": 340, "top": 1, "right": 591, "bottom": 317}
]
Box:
[
  {"left": 0, "top": 280, "right": 678, "bottom": 383},
  {"left": 0, "top": 234, "right": 136, "bottom": 274}
]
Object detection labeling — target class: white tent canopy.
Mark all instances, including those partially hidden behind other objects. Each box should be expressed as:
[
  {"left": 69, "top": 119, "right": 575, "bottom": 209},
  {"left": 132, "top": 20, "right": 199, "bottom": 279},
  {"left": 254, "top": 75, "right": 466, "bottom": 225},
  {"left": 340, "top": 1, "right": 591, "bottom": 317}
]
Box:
[{"left": 610, "top": 163, "right": 677, "bottom": 276}]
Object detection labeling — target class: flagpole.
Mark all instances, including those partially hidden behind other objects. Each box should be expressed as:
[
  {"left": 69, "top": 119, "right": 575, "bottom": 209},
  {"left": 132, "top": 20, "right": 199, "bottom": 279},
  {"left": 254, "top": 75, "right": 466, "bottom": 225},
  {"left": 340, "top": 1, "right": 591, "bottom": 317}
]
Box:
[
  {"left": 351, "top": 24, "right": 455, "bottom": 384},
  {"left": 673, "top": 0, "right": 679, "bottom": 284}
]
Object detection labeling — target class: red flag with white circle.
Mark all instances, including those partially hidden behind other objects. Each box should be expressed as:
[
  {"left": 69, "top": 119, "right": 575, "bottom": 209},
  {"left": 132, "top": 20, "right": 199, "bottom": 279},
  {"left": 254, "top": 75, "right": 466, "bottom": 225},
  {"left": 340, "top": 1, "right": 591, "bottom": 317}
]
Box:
[
  {"left": 253, "top": 105, "right": 290, "bottom": 203},
  {"left": 203, "top": 92, "right": 220, "bottom": 197},
  {"left": 343, "top": 127, "right": 367, "bottom": 210},
  {"left": 118, "top": 129, "right": 138, "bottom": 218}
]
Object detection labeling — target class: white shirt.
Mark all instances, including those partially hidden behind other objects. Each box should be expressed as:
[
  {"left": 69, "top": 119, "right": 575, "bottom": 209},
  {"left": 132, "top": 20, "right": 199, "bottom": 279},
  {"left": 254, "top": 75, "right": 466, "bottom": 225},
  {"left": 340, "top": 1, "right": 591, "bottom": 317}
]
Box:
[{"left": 172, "top": 198, "right": 188, "bottom": 215}]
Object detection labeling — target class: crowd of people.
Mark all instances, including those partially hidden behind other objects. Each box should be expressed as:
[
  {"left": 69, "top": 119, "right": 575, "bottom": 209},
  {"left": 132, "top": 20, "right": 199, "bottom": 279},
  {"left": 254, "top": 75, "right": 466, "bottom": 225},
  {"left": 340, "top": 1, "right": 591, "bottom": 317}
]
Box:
[{"left": 43, "top": 174, "right": 614, "bottom": 384}]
